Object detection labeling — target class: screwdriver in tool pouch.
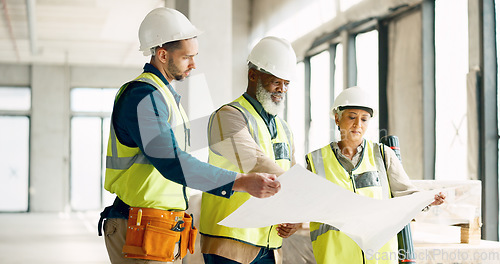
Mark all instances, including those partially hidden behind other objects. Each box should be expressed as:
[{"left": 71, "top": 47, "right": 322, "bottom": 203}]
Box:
[{"left": 136, "top": 209, "right": 142, "bottom": 226}]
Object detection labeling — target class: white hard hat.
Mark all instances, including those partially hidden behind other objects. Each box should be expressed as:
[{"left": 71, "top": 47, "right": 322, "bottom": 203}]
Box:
[
  {"left": 139, "top": 8, "right": 202, "bottom": 56},
  {"left": 247, "top": 36, "right": 297, "bottom": 81},
  {"left": 332, "top": 86, "right": 377, "bottom": 117}
]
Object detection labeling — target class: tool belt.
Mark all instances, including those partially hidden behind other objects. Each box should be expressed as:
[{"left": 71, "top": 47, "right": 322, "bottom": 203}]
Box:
[{"left": 123, "top": 207, "right": 197, "bottom": 262}]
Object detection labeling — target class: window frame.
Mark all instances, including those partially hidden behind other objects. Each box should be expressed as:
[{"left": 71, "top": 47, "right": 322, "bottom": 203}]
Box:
[
  {"left": 69, "top": 87, "right": 117, "bottom": 211},
  {"left": 0, "top": 86, "right": 32, "bottom": 212}
]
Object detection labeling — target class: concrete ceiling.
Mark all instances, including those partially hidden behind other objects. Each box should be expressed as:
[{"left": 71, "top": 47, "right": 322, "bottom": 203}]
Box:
[{"left": 0, "top": 0, "right": 166, "bottom": 67}]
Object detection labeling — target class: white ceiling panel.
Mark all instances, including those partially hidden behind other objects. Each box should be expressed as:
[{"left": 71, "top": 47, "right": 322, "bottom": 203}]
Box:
[{"left": 0, "top": 0, "right": 164, "bottom": 66}]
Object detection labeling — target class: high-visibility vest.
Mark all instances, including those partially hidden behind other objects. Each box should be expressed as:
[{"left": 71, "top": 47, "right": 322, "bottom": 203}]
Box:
[
  {"left": 199, "top": 95, "right": 293, "bottom": 248},
  {"left": 104, "top": 72, "right": 191, "bottom": 211},
  {"left": 306, "top": 140, "right": 398, "bottom": 264}
]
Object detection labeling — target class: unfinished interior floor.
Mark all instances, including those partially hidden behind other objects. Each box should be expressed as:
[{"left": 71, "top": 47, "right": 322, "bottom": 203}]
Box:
[
  {"left": 0, "top": 212, "right": 109, "bottom": 264},
  {"left": 0, "top": 211, "right": 315, "bottom": 264}
]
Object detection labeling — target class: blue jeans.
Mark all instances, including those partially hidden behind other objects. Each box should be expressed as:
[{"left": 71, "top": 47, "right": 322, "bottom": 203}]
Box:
[{"left": 203, "top": 247, "right": 275, "bottom": 264}]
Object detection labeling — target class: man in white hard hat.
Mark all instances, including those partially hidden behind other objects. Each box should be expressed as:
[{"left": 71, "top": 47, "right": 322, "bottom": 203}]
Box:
[
  {"left": 199, "top": 36, "right": 302, "bottom": 264},
  {"left": 98, "top": 8, "right": 281, "bottom": 264}
]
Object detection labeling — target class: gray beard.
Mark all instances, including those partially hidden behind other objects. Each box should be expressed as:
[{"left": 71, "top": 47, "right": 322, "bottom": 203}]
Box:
[{"left": 256, "top": 81, "right": 285, "bottom": 116}]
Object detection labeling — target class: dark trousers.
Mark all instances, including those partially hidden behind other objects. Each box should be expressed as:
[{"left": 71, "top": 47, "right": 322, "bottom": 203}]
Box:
[{"left": 203, "top": 247, "right": 275, "bottom": 264}]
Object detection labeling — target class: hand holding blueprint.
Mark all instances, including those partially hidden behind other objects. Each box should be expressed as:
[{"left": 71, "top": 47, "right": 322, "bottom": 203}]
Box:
[{"left": 218, "top": 165, "right": 437, "bottom": 254}]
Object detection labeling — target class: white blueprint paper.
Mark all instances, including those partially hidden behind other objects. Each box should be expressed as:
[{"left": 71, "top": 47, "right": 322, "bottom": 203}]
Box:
[{"left": 218, "top": 165, "right": 437, "bottom": 255}]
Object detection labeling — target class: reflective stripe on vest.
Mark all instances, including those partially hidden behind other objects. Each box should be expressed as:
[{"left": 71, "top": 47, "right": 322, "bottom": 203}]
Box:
[
  {"left": 309, "top": 148, "right": 326, "bottom": 178},
  {"left": 200, "top": 95, "right": 292, "bottom": 248},
  {"left": 310, "top": 224, "right": 339, "bottom": 242},
  {"left": 106, "top": 124, "right": 150, "bottom": 170},
  {"left": 306, "top": 140, "right": 397, "bottom": 264},
  {"left": 104, "top": 72, "right": 190, "bottom": 211},
  {"left": 135, "top": 76, "right": 191, "bottom": 153},
  {"left": 228, "top": 101, "right": 259, "bottom": 143}
]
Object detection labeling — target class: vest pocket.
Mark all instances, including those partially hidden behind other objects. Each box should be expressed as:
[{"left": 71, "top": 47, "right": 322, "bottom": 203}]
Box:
[
  {"left": 273, "top": 142, "right": 290, "bottom": 160},
  {"left": 142, "top": 224, "right": 181, "bottom": 259},
  {"left": 353, "top": 171, "right": 381, "bottom": 188}
]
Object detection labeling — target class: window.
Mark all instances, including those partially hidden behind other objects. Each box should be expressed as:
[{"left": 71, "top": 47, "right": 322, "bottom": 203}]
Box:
[
  {"left": 332, "top": 44, "right": 344, "bottom": 142},
  {"left": 0, "top": 87, "right": 31, "bottom": 111},
  {"left": 287, "top": 62, "right": 306, "bottom": 166},
  {"left": 309, "top": 50, "right": 332, "bottom": 152},
  {"left": 497, "top": 0, "right": 500, "bottom": 183},
  {"left": 71, "top": 88, "right": 116, "bottom": 113},
  {"left": 496, "top": 0, "right": 500, "bottom": 239},
  {"left": 355, "top": 30, "right": 380, "bottom": 142},
  {"left": 340, "top": 0, "right": 363, "bottom": 11},
  {"left": 434, "top": 0, "right": 468, "bottom": 180},
  {"left": 70, "top": 88, "right": 117, "bottom": 211},
  {"left": 71, "top": 117, "right": 104, "bottom": 210},
  {"left": 0, "top": 87, "right": 31, "bottom": 212},
  {"left": 333, "top": 44, "right": 344, "bottom": 100}
]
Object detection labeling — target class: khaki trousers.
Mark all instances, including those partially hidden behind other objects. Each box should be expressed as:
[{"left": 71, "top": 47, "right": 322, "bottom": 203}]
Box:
[{"left": 104, "top": 218, "right": 182, "bottom": 264}]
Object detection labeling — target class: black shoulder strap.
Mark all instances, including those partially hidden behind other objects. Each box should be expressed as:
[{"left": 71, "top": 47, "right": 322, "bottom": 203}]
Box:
[
  {"left": 380, "top": 143, "right": 387, "bottom": 170},
  {"left": 374, "top": 142, "right": 392, "bottom": 199}
]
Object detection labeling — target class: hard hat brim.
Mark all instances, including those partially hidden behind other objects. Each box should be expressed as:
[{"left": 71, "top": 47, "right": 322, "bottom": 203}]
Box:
[
  {"left": 337, "top": 106, "right": 374, "bottom": 117},
  {"left": 141, "top": 29, "right": 203, "bottom": 56}
]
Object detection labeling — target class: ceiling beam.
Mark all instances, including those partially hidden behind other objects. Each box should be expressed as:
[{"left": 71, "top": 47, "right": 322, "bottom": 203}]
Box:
[
  {"left": 26, "top": 0, "right": 38, "bottom": 55},
  {"left": 1, "top": 0, "right": 20, "bottom": 61}
]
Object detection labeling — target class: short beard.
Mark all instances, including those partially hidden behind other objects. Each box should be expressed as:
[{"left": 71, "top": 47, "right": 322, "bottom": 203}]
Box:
[
  {"left": 168, "top": 58, "right": 185, "bottom": 81},
  {"left": 256, "top": 80, "right": 285, "bottom": 116}
]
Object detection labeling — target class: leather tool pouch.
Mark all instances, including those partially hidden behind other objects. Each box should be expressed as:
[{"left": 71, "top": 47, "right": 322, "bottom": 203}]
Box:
[
  {"left": 122, "top": 207, "right": 197, "bottom": 262},
  {"left": 179, "top": 213, "right": 198, "bottom": 259}
]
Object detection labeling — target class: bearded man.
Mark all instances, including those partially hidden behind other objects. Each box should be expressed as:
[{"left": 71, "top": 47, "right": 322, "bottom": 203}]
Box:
[{"left": 198, "top": 36, "right": 302, "bottom": 264}]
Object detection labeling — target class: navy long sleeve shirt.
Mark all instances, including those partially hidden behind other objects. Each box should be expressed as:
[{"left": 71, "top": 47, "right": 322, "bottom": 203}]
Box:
[{"left": 109, "top": 64, "right": 236, "bottom": 217}]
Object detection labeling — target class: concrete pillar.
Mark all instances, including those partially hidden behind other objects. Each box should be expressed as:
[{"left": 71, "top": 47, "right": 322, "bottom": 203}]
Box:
[
  {"left": 188, "top": 0, "right": 233, "bottom": 109},
  {"left": 30, "top": 65, "right": 70, "bottom": 212},
  {"left": 166, "top": 0, "right": 234, "bottom": 161},
  {"left": 232, "top": 0, "right": 251, "bottom": 100}
]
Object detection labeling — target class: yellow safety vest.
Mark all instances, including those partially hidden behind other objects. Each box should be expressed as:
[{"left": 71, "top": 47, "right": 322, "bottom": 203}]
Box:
[
  {"left": 199, "top": 95, "right": 293, "bottom": 248},
  {"left": 104, "top": 72, "right": 191, "bottom": 211},
  {"left": 306, "top": 140, "right": 398, "bottom": 264}
]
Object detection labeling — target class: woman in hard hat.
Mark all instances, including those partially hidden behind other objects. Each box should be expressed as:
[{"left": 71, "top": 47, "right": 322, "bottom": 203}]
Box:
[{"left": 305, "top": 86, "right": 445, "bottom": 264}]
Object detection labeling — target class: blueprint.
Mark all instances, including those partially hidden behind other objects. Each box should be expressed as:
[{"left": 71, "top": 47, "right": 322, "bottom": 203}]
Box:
[{"left": 218, "top": 165, "right": 437, "bottom": 255}]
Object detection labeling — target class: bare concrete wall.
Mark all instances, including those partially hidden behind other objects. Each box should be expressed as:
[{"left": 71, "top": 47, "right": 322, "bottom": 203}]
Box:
[
  {"left": 232, "top": 0, "right": 251, "bottom": 100},
  {"left": 30, "top": 65, "right": 70, "bottom": 212},
  {"left": 387, "top": 9, "right": 424, "bottom": 180},
  {"left": 0, "top": 65, "right": 30, "bottom": 86},
  {"left": 70, "top": 66, "right": 142, "bottom": 88},
  {"left": 0, "top": 63, "right": 142, "bottom": 212},
  {"left": 188, "top": 0, "right": 233, "bottom": 109},
  {"left": 250, "top": 0, "right": 312, "bottom": 45}
]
